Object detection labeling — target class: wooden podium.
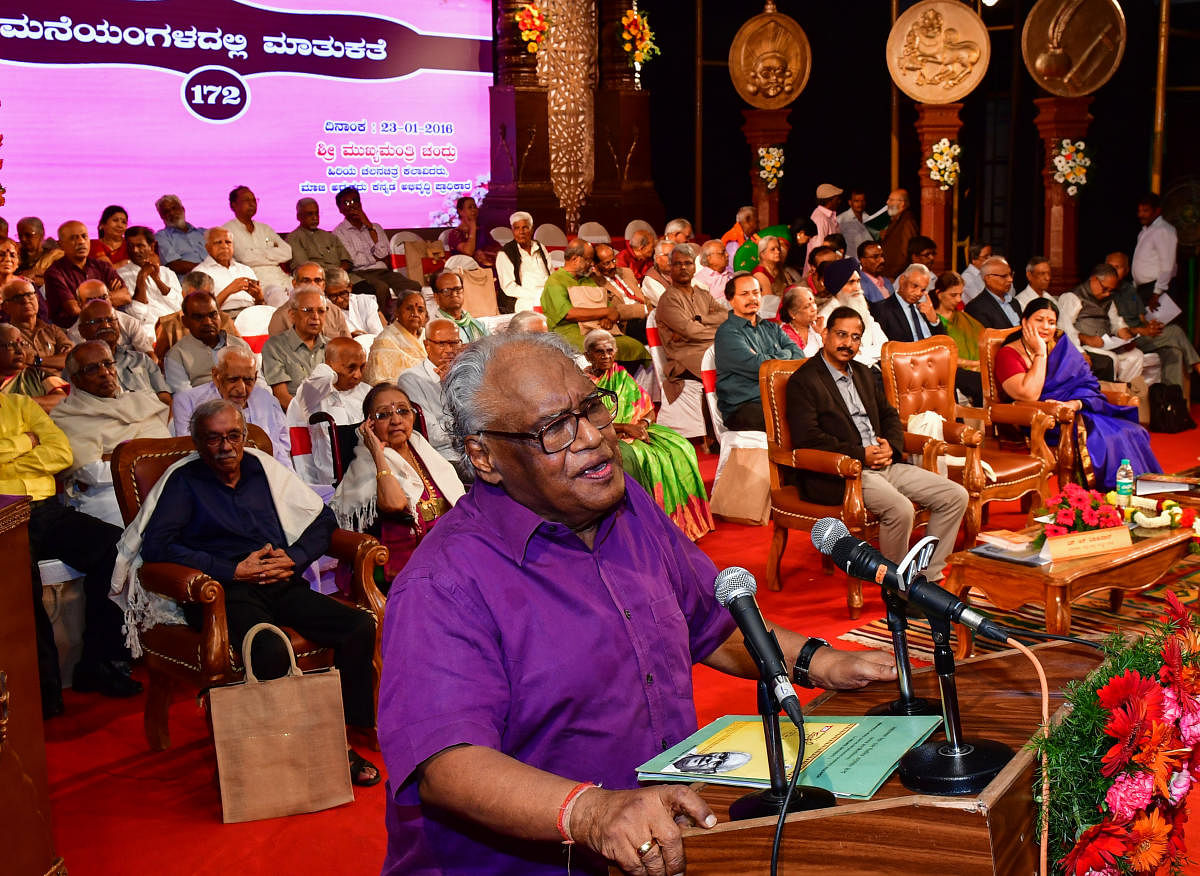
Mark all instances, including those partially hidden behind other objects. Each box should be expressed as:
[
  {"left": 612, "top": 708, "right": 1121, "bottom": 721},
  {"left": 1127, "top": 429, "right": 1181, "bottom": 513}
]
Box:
[{"left": 660, "top": 642, "right": 1101, "bottom": 875}]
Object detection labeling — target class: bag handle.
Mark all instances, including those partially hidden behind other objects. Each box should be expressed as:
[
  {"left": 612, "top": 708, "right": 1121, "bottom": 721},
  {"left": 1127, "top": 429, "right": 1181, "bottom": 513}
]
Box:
[{"left": 241, "top": 623, "right": 302, "bottom": 684}]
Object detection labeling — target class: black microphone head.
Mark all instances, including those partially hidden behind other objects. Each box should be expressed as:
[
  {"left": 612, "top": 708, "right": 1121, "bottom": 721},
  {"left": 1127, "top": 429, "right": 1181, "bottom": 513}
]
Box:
[
  {"left": 829, "top": 535, "right": 859, "bottom": 568},
  {"left": 714, "top": 567, "right": 757, "bottom": 606},
  {"left": 810, "top": 518, "right": 850, "bottom": 554}
]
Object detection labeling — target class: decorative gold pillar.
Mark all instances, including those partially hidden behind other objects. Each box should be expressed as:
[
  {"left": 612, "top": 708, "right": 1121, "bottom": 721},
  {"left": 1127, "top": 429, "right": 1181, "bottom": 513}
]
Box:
[
  {"left": 1034, "top": 95, "right": 1093, "bottom": 293},
  {"left": 740, "top": 109, "right": 791, "bottom": 229},
  {"left": 914, "top": 103, "right": 962, "bottom": 274}
]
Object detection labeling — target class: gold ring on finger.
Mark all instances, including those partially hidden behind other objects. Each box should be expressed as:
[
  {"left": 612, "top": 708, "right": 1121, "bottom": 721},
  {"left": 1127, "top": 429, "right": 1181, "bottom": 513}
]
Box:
[{"left": 636, "top": 838, "right": 656, "bottom": 858}]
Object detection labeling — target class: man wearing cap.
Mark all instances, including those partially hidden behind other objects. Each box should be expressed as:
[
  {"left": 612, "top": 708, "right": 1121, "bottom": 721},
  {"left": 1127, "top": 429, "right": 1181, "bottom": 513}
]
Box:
[{"left": 808, "top": 184, "right": 843, "bottom": 261}]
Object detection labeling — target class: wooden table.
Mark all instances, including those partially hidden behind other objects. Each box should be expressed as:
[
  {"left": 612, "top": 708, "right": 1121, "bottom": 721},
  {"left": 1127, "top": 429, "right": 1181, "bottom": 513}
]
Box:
[
  {"left": 944, "top": 525, "right": 1192, "bottom": 658},
  {"left": 660, "top": 642, "right": 1102, "bottom": 876}
]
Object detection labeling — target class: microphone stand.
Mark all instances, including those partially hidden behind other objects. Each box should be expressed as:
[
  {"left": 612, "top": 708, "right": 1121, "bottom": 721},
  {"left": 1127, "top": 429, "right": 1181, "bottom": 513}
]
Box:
[
  {"left": 866, "top": 588, "right": 940, "bottom": 718},
  {"left": 728, "top": 680, "right": 836, "bottom": 821},
  {"left": 897, "top": 613, "right": 1012, "bottom": 796}
]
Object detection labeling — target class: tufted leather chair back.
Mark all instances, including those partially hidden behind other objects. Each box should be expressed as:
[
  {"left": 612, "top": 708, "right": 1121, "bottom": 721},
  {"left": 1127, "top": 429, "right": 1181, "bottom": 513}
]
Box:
[
  {"left": 879, "top": 337, "right": 958, "bottom": 422},
  {"left": 760, "top": 358, "right": 807, "bottom": 464},
  {"left": 978, "top": 328, "right": 1013, "bottom": 408}
]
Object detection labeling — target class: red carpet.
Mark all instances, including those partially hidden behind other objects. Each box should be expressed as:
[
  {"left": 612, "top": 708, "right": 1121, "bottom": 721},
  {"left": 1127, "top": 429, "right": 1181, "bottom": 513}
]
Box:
[{"left": 45, "top": 418, "right": 1200, "bottom": 874}]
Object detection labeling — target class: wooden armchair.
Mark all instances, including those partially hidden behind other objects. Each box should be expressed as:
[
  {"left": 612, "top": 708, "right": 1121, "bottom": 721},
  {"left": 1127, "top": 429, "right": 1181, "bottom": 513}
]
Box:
[
  {"left": 979, "top": 329, "right": 1137, "bottom": 488},
  {"left": 759, "top": 359, "right": 928, "bottom": 618},
  {"left": 880, "top": 337, "right": 1054, "bottom": 547},
  {"left": 110, "top": 428, "right": 388, "bottom": 751}
]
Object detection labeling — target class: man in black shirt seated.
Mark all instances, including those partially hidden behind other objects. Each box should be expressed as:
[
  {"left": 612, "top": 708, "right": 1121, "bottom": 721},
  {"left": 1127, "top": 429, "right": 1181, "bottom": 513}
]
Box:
[{"left": 139, "top": 398, "right": 380, "bottom": 785}]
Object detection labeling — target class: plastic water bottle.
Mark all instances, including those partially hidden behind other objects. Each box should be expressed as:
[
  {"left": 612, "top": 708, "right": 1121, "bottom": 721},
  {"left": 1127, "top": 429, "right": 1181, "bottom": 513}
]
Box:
[{"left": 1115, "top": 459, "right": 1135, "bottom": 507}]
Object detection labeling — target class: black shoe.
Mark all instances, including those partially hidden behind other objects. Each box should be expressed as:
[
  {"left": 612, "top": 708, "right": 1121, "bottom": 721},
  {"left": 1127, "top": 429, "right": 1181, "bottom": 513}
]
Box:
[
  {"left": 42, "top": 687, "right": 65, "bottom": 719},
  {"left": 72, "top": 660, "right": 143, "bottom": 698}
]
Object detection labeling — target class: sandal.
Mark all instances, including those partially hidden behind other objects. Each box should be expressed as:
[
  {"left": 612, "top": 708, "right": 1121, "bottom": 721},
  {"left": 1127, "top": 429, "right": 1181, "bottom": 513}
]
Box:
[{"left": 349, "top": 749, "right": 382, "bottom": 787}]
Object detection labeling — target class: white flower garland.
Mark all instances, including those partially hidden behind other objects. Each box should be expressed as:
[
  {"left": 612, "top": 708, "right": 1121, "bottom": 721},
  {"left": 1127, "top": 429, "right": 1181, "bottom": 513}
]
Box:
[
  {"left": 757, "top": 145, "right": 784, "bottom": 191},
  {"left": 1052, "top": 139, "right": 1091, "bottom": 197},
  {"left": 925, "top": 137, "right": 960, "bottom": 191}
]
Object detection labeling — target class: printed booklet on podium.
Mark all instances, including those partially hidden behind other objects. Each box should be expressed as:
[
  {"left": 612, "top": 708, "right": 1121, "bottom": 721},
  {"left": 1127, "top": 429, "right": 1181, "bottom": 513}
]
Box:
[{"left": 637, "top": 714, "right": 941, "bottom": 800}]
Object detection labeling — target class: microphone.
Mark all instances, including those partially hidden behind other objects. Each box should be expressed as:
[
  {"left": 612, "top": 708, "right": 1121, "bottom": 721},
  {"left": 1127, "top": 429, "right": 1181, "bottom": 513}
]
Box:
[
  {"left": 809, "top": 519, "right": 1010, "bottom": 645},
  {"left": 714, "top": 567, "right": 806, "bottom": 727}
]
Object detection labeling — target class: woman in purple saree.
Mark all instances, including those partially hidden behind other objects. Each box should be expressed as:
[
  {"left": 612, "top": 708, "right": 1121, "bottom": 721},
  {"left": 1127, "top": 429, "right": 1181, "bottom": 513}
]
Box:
[{"left": 994, "top": 297, "right": 1160, "bottom": 489}]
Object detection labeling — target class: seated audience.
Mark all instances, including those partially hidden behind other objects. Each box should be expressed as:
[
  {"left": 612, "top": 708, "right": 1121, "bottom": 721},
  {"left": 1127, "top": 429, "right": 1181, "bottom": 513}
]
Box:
[
  {"left": 1108, "top": 250, "right": 1200, "bottom": 387},
  {"left": 857, "top": 240, "right": 893, "bottom": 303},
  {"left": 996, "top": 298, "right": 1160, "bottom": 488},
  {"left": 788, "top": 306, "right": 969, "bottom": 581},
  {"left": 222, "top": 185, "right": 292, "bottom": 304},
  {"left": 816, "top": 258, "right": 887, "bottom": 368},
  {"left": 655, "top": 244, "right": 727, "bottom": 403},
  {"left": 663, "top": 218, "right": 694, "bottom": 244},
  {"left": 506, "top": 310, "right": 548, "bottom": 333},
  {"left": 1014, "top": 255, "right": 1053, "bottom": 311},
  {"left": 640, "top": 238, "right": 675, "bottom": 305},
  {"left": 154, "top": 194, "right": 208, "bottom": 276},
  {"left": 542, "top": 239, "right": 651, "bottom": 369},
  {"left": 334, "top": 186, "right": 419, "bottom": 307},
  {"left": 77, "top": 299, "right": 170, "bottom": 405},
  {"left": 261, "top": 287, "right": 329, "bottom": 410},
  {"left": 43, "top": 220, "right": 129, "bottom": 327},
  {"left": 377, "top": 330, "right": 896, "bottom": 874},
  {"left": 933, "top": 270, "right": 986, "bottom": 405},
  {"left": 289, "top": 337, "right": 371, "bottom": 483},
  {"left": 52, "top": 341, "right": 170, "bottom": 526},
  {"left": 195, "top": 227, "right": 263, "bottom": 313},
  {"left": 964, "top": 256, "right": 1021, "bottom": 330},
  {"left": 2, "top": 391, "right": 140, "bottom": 718},
  {"left": 694, "top": 239, "right": 733, "bottom": 306},
  {"left": 751, "top": 235, "right": 787, "bottom": 297},
  {"left": 880, "top": 188, "right": 917, "bottom": 278},
  {"left": 593, "top": 242, "right": 648, "bottom": 344},
  {"left": 16, "top": 217, "right": 63, "bottom": 287},
  {"left": 823, "top": 233, "right": 847, "bottom": 258},
  {"left": 327, "top": 267, "right": 384, "bottom": 337},
  {"left": 173, "top": 347, "right": 291, "bottom": 468},
  {"left": 366, "top": 290, "right": 428, "bottom": 384},
  {"left": 836, "top": 189, "right": 874, "bottom": 261},
  {"left": 779, "top": 283, "right": 824, "bottom": 357},
  {"left": 288, "top": 197, "right": 355, "bottom": 276},
  {"left": 3, "top": 278, "right": 72, "bottom": 375},
  {"left": 495, "top": 211, "right": 553, "bottom": 312},
  {"left": 616, "top": 227, "right": 655, "bottom": 281},
  {"left": 332, "top": 383, "right": 465, "bottom": 583},
  {"left": 583, "top": 329, "right": 714, "bottom": 541},
  {"left": 267, "top": 263, "right": 351, "bottom": 339},
  {"left": 117, "top": 225, "right": 184, "bottom": 329},
  {"left": 445, "top": 196, "right": 494, "bottom": 268},
  {"left": 714, "top": 272, "right": 803, "bottom": 432},
  {"left": 721, "top": 204, "right": 760, "bottom": 259},
  {"left": 0, "top": 324, "right": 67, "bottom": 410},
  {"left": 153, "top": 270, "right": 241, "bottom": 361},
  {"left": 960, "top": 243, "right": 992, "bottom": 303},
  {"left": 1058, "top": 263, "right": 1142, "bottom": 383},
  {"left": 134, "top": 399, "right": 380, "bottom": 786},
  {"left": 163, "top": 291, "right": 254, "bottom": 393},
  {"left": 66, "top": 279, "right": 155, "bottom": 355},
  {"left": 432, "top": 269, "right": 487, "bottom": 343},
  {"left": 89, "top": 205, "right": 130, "bottom": 267},
  {"left": 903, "top": 236, "right": 937, "bottom": 285},
  {"left": 396, "top": 318, "right": 465, "bottom": 469},
  {"left": 784, "top": 218, "right": 818, "bottom": 284},
  {"left": 0, "top": 235, "right": 19, "bottom": 291}
]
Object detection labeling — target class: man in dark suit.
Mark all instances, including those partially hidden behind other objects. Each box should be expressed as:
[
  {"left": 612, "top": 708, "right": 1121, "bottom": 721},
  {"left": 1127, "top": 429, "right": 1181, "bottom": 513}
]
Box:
[
  {"left": 786, "top": 306, "right": 968, "bottom": 581},
  {"left": 964, "top": 256, "right": 1022, "bottom": 330},
  {"left": 872, "top": 265, "right": 982, "bottom": 405}
]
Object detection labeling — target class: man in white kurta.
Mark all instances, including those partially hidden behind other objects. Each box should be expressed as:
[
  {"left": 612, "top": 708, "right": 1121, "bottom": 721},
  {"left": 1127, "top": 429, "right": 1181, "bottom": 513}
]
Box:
[{"left": 222, "top": 186, "right": 292, "bottom": 305}]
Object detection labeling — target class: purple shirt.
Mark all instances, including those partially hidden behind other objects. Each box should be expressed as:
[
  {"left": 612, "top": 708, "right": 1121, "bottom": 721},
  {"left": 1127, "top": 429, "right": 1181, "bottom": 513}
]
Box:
[
  {"left": 42, "top": 256, "right": 123, "bottom": 327},
  {"left": 378, "top": 475, "right": 736, "bottom": 876}
]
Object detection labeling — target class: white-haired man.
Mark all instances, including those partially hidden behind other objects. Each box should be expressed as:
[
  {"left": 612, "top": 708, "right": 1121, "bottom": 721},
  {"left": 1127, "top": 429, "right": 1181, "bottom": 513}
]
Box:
[
  {"left": 154, "top": 195, "right": 208, "bottom": 277},
  {"left": 694, "top": 239, "right": 733, "bottom": 306},
  {"left": 663, "top": 218, "right": 693, "bottom": 244},
  {"left": 720, "top": 205, "right": 759, "bottom": 261},
  {"left": 288, "top": 197, "right": 355, "bottom": 276},
  {"left": 640, "top": 238, "right": 675, "bottom": 306},
  {"left": 495, "top": 210, "right": 552, "bottom": 313},
  {"left": 195, "top": 227, "right": 264, "bottom": 313}
]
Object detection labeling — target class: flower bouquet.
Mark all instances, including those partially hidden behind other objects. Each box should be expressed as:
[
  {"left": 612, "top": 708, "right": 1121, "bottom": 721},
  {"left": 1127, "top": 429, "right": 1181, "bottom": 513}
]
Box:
[
  {"left": 1052, "top": 139, "right": 1091, "bottom": 197},
  {"left": 758, "top": 145, "right": 784, "bottom": 191},
  {"left": 1037, "top": 483, "right": 1130, "bottom": 561},
  {"left": 925, "top": 137, "right": 961, "bottom": 191},
  {"left": 620, "top": 7, "right": 659, "bottom": 67},
  {"left": 514, "top": 3, "right": 548, "bottom": 54},
  {"left": 1033, "top": 593, "right": 1200, "bottom": 874}
]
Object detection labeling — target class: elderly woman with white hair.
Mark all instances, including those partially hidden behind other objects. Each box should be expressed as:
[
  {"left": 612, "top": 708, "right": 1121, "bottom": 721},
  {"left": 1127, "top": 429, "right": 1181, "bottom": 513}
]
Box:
[
  {"left": 582, "top": 328, "right": 714, "bottom": 541},
  {"left": 751, "top": 235, "right": 787, "bottom": 297},
  {"left": 495, "top": 210, "right": 553, "bottom": 312}
]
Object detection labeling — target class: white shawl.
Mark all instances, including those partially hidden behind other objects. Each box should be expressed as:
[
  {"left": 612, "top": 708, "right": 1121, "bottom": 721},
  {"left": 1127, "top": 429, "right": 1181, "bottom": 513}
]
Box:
[
  {"left": 330, "top": 432, "right": 464, "bottom": 532},
  {"left": 110, "top": 448, "right": 326, "bottom": 657}
]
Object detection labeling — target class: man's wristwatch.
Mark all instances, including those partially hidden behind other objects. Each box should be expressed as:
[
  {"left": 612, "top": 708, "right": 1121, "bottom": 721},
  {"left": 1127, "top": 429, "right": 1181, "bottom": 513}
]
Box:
[{"left": 793, "top": 637, "right": 830, "bottom": 689}]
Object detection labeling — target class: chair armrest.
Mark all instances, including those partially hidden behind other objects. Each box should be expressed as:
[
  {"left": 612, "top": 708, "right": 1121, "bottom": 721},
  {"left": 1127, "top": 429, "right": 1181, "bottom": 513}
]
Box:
[
  {"left": 942, "top": 422, "right": 982, "bottom": 446},
  {"left": 955, "top": 405, "right": 987, "bottom": 422},
  {"left": 328, "top": 529, "right": 388, "bottom": 620},
  {"left": 138, "top": 562, "right": 221, "bottom": 604},
  {"left": 987, "top": 403, "right": 1043, "bottom": 428},
  {"left": 1102, "top": 390, "right": 1137, "bottom": 407},
  {"left": 788, "top": 448, "right": 863, "bottom": 478},
  {"left": 1013, "top": 399, "right": 1075, "bottom": 423}
]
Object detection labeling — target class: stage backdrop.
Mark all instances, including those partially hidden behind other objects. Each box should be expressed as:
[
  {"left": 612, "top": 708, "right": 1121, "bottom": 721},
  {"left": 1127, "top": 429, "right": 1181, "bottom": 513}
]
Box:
[{"left": 0, "top": 0, "right": 492, "bottom": 234}]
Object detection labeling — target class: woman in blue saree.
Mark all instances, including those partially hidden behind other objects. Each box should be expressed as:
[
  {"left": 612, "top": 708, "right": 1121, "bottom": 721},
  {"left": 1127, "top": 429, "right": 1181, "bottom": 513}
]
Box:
[{"left": 994, "top": 297, "right": 1160, "bottom": 489}]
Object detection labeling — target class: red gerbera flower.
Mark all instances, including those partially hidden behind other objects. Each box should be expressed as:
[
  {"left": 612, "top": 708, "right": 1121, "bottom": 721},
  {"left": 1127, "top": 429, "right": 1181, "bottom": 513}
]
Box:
[
  {"left": 1102, "top": 703, "right": 1155, "bottom": 777},
  {"left": 1099, "top": 670, "right": 1165, "bottom": 716},
  {"left": 1165, "top": 590, "right": 1195, "bottom": 633},
  {"left": 1059, "top": 821, "right": 1128, "bottom": 875}
]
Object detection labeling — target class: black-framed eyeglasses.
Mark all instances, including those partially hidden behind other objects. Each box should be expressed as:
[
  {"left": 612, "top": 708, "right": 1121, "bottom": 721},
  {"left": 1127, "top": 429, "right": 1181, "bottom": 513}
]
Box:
[{"left": 477, "top": 389, "right": 619, "bottom": 454}]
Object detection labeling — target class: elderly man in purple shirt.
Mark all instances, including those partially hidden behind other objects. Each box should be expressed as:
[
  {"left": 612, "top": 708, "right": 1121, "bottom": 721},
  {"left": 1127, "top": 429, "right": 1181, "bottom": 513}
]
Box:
[{"left": 378, "top": 332, "right": 897, "bottom": 876}]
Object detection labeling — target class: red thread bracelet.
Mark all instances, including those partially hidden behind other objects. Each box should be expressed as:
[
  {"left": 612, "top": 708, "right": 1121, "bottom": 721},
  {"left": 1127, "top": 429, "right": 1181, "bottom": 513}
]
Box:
[{"left": 556, "top": 781, "right": 597, "bottom": 844}]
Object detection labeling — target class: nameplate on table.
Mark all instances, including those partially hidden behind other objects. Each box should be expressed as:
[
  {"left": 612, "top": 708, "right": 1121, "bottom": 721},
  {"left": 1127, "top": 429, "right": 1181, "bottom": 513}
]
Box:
[{"left": 1041, "top": 525, "right": 1132, "bottom": 562}]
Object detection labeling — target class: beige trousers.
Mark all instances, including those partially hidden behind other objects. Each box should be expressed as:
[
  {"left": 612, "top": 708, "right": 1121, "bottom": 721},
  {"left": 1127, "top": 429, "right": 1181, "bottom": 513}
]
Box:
[{"left": 861, "top": 463, "right": 969, "bottom": 581}]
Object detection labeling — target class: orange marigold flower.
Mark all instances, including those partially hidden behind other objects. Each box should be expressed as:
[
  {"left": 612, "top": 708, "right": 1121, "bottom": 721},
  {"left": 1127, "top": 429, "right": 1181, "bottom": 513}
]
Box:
[{"left": 1127, "top": 809, "right": 1171, "bottom": 872}]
